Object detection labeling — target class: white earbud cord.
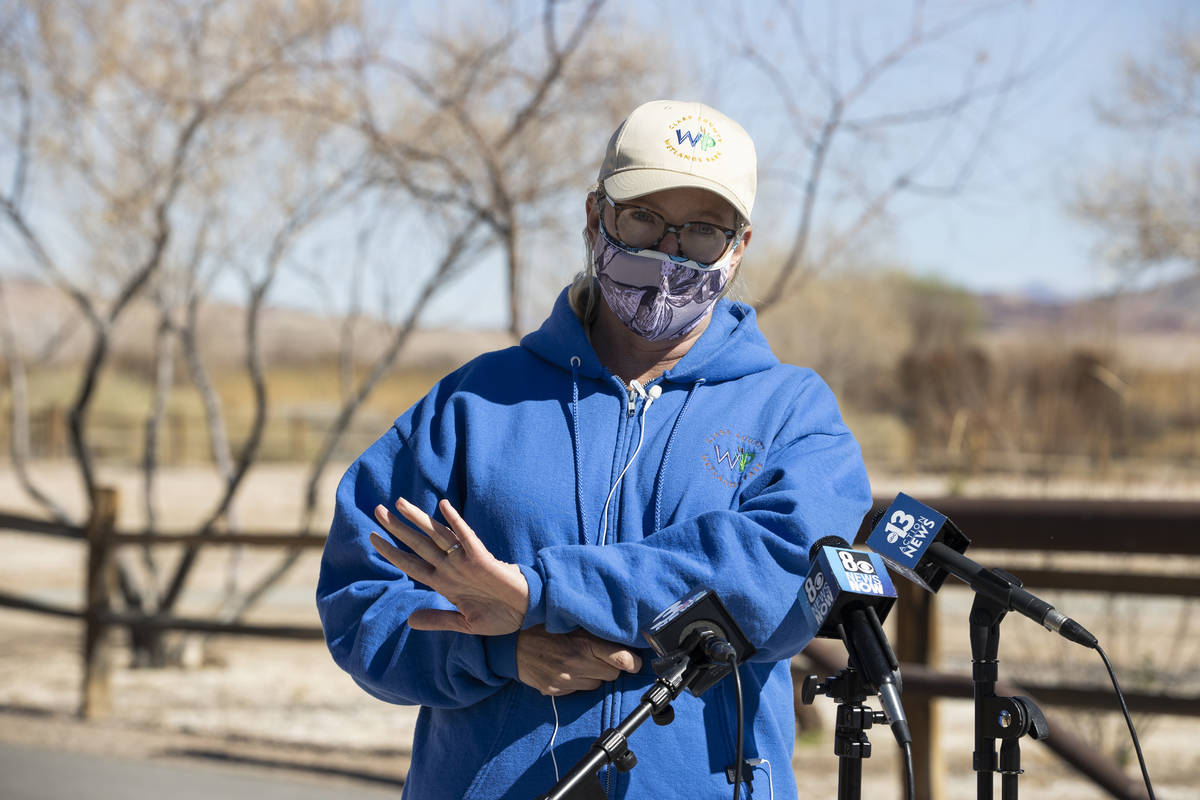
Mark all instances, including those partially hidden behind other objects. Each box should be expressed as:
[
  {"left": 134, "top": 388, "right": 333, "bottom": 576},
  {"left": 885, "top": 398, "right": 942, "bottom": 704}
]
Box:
[
  {"left": 551, "top": 380, "right": 660, "bottom": 781},
  {"left": 598, "top": 380, "right": 661, "bottom": 547},
  {"left": 549, "top": 695, "right": 561, "bottom": 781},
  {"left": 756, "top": 758, "right": 774, "bottom": 800}
]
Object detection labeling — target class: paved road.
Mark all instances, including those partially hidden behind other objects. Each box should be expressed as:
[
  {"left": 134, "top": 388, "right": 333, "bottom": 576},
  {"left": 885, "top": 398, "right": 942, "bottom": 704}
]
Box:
[{"left": 0, "top": 742, "right": 403, "bottom": 800}]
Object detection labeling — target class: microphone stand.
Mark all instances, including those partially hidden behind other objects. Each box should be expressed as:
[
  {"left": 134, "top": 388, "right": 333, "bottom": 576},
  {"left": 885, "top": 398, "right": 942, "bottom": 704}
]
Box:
[
  {"left": 802, "top": 667, "right": 887, "bottom": 800},
  {"left": 969, "top": 582, "right": 1050, "bottom": 800},
  {"left": 536, "top": 652, "right": 699, "bottom": 800}
]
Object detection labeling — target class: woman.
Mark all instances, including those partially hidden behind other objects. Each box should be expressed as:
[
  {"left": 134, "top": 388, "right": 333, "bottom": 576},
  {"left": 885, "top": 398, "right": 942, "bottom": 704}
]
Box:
[{"left": 317, "top": 100, "right": 872, "bottom": 799}]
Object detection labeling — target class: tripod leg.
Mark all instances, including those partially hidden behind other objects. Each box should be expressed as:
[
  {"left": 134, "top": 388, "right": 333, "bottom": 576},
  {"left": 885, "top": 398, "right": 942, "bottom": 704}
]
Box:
[
  {"left": 1000, "top": 738, "right": 1021, "bottom": 800},
  {"left": 837, "top": 753, "right": 863, "bottom": 800}
]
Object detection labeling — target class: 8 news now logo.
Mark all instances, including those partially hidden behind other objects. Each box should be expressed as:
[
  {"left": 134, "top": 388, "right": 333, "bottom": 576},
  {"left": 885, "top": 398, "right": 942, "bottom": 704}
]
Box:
[
  {"left": 803, "top": 570, "right": 836, "bottom": 622},
  {"left": 836, "top": 549, "right": 887, "bottom": 596},
  {"left": 804, "top": 548, "right": 888, "bottom": 623}
]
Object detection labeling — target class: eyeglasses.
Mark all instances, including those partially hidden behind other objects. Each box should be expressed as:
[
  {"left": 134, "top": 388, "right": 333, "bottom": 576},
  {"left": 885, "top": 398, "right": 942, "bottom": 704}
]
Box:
[{"left": 600, "top": 194, "right": 744, "bottom": 269}]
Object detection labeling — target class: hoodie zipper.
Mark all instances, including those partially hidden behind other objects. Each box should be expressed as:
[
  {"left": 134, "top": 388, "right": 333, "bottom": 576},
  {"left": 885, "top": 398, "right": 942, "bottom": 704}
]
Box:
[
  {"left": 607, "top": 377, "right": 654, "bottom": 797},
  {"left": 609, "top": 380, "right": 639, "bottom": 797},
  {"left": 627, "top": 378, "right": 663, "bottom": 416}
]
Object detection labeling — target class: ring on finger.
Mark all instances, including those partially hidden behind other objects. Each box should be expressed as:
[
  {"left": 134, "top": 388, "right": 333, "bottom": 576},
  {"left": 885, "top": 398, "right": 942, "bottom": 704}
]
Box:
[{"left": 443, "top": 542, "right": 462, "bottom": 556}]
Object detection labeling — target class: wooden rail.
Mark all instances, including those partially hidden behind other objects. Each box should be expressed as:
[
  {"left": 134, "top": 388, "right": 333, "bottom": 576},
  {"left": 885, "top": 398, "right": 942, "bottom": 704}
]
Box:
[{"left": 2, "top": 490, "right": 1198, "bottom": 799}]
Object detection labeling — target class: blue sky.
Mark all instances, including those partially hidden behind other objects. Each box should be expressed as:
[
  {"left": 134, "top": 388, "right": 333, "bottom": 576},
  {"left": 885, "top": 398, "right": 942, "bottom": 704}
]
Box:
[
  {"left": 3, "top": 1, "right": 1195, "bottom": 330},
  {"left": 672, "top": 0, "right": 1196, "bottom": 298},
  {"left": 866, "top": 1, "right": 1197, "bottom": 299},
  {"left": 411, "top": 0, "right": 1199, "bottom": 328}
]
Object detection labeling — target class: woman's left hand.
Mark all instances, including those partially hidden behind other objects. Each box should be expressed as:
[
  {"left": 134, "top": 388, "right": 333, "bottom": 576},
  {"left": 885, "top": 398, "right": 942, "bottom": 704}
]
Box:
[{"left": 369, "top": 497, "right": 529, "bottom": 636}]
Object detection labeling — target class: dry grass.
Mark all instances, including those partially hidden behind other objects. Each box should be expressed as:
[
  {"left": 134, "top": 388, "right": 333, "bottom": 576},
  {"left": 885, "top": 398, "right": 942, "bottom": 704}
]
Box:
[
  {"left": 4, "top": 364, "right": 450, "bottom": 465},
  {"left": 18, "top": 363, "right": 446, "bottom": 421},
  {"left": 9, "top": 350, "right": 1200, "bottom": 483}
]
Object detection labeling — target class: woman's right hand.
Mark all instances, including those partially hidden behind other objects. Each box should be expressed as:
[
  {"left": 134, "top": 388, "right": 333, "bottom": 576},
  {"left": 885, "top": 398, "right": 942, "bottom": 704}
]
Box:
[
  {"left": 369, "top": 497, "right": 529, "bottom": 636},
  {"left": 516, "top": 625, "right": 643, "bottom": 696}
]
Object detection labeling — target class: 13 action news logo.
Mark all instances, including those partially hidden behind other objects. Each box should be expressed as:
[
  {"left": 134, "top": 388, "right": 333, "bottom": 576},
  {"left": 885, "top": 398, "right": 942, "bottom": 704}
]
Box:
[{"left": 881, "top": 510, "right": 939, "bottom": 561}]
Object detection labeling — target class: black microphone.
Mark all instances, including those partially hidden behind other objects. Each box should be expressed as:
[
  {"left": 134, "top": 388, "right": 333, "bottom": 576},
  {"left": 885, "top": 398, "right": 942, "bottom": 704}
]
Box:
[
  {"left": 866, "top": 493, "right": 1098, "bottom": 648},
  {"left": 801, "top": 535, "right": 912, "bottom": 746},
  {"left": 541, "top": 590, "right": 755, "bottom": 800},
  {"left": 643, "top": 587, "right": 756, "bottom": 696}
]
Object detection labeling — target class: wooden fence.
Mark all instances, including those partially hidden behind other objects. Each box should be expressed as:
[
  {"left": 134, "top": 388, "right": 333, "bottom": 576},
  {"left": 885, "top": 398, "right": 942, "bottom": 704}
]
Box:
[
  {"left": 1, "top": 490, "right": 1198, "bottom": 798},
  {"left": 6, "top": 405, "right": 392, "bottom": 464}
]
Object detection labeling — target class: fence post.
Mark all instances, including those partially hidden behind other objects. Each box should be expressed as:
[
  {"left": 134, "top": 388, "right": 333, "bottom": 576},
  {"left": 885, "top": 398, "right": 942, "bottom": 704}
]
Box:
[
  {"left": 47, "top": 405, "right": 67, "bottom": 458},
  {"left": 80, "top": 486, "right": 119, "bottom": 720},
  {"left": 896, "top": 579, "right": 943, "bottom": 800},
  {"left": 169, "top": 412, "right": 186, "bottom": 463},
  {"left": 290, "top": 413, "right": 305, "bottom": 460}
]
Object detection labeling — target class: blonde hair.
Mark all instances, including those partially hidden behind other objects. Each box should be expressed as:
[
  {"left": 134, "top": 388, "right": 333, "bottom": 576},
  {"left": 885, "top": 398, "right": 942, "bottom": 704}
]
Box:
[{"left": 568, "top": 236, "right": 602, "bottom": 326}]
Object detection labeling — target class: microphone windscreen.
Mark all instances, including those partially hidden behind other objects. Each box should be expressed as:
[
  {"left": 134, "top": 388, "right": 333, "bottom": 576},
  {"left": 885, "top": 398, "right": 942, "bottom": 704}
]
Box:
[{"left": 808, "top": 535, "right": 850, "bottom": 562}]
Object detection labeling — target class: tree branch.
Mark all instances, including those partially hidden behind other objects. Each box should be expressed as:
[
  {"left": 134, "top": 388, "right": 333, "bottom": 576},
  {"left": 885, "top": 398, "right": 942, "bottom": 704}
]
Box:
[
  {"left": 158, "top": 165, "right": 359, "bottom": 614},
  {"left": 222, "top": 215, "right": 487, "bottom": 624},
  {"left": 0, "top": 277, "right": 72, "bottom": 523},
  {"left": 500, "top": 0, "right": 606, "bottom": 145}
]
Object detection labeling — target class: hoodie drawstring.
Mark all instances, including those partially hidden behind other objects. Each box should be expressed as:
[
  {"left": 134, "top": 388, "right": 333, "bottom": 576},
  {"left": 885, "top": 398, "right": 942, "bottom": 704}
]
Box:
[
  {"left": 652, "top": 378, "right": 705, "bottom": 534},
  {"left": 569, "top": 356, "right": 587, "bottom": 544},
  {"left": 549, "top": 356, "right": 586, "bottom": 782}
]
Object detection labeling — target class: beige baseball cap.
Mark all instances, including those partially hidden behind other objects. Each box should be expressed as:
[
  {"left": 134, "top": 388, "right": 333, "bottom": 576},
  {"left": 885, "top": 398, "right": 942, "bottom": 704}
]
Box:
[{"left": 599, "top": 100, "right": 757, "bottom": 222}]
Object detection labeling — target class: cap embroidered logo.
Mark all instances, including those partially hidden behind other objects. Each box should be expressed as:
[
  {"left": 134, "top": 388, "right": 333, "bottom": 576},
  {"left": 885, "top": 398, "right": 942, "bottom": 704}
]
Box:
[{"left": 664, "top": 114, "right": 724, "bottom": 164}]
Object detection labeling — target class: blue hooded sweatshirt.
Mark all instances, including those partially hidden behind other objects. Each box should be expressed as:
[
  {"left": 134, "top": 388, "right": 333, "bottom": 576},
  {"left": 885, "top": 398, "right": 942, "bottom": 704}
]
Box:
[{"left": 317, "top": 288, "right": 872, "bottom": 799}]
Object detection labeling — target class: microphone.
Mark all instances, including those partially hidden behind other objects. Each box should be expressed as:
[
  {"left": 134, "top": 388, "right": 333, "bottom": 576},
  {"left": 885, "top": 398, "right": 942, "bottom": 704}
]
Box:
[
  {"left": 541, "top": 590, "right": 754, "bottom": 799},
  {"left": 643, "top": 589, "right": 757, "bottom": 794},
  {"left": 866, "top": 493, "right": 1098, "bottom": 648},
  {"left": 643, "top": 587, "right": 756, "bottom": 696},
  {"left": 801, "top": 536, "right": 912, "bottom": 746}
]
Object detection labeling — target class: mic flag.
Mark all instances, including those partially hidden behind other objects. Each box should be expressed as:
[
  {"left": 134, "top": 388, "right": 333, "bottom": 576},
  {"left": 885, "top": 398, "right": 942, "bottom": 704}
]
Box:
[
  {"left": 866, "top": 492, "right": 1098, "bottom": 649},
  {"left": 801, "top": 543, "right": 897, "bottom": 638},
  {"left": 866, "top": 491, "right": 971, "bottom": 593},
  {"left": 799, "top": 537, "right": 911, "bottom": 747},
  {"left": 643, "top": 587, "right": 756, "bottom": 697}
]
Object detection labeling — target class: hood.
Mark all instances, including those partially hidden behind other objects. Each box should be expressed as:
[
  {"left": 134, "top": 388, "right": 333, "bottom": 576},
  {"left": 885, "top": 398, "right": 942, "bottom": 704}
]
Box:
[{"left": 521, "top": 287, "right": 779, "bottom": 385}]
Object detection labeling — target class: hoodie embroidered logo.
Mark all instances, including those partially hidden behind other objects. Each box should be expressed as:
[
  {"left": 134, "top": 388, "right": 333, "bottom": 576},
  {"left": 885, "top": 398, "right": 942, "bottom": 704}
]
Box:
[
  {"left": 715, "top": 445, "right": 755, "bottom": 472},
  {"left": 703, "top": 430, "right": 764, "bottom": 487}
]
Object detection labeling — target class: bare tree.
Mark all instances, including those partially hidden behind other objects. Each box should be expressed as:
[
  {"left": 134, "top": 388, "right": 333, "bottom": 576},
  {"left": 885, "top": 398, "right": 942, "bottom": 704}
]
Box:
[
  {"left": 1, "top": 0, "right": 669, "bottom": 661},
  {"left": 0, "top": 0, "right": 370, "bottom": 663},
  {"left": 156, "top": 165, "right": 363, "bottom": 621},
  {"left": 218, "top": 0, "right": 666, "bottom": 622},
  {"left": 709, "top": 0, "right": 1067, "bottom": 311},
  {"left": 1073, "top": 26, "right": 1200, "bottom": 276},
  {"left": 0, "top": 276, "right": 72, "bottom": 522}
]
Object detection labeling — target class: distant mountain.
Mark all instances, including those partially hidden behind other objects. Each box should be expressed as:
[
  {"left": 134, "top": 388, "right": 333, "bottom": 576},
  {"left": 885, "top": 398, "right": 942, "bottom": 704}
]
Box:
[
  {"left": 5, "top": 271, "right": 1197, "bottom": 373},
  {"left": 978, "top": 273, "right": 1200, "bottom": 334},
  {"left": 978, "top": 289, "right": 1074, "bottom": 332},
  {"left": 1089, "top": 274, "right": 1200, "bottom": 333},
  {"left": 0, "top": 276, "right": 514, "bottom": 371},
  {"left": 1015, "top": 282, "right": 1069, "bottom": 305}
]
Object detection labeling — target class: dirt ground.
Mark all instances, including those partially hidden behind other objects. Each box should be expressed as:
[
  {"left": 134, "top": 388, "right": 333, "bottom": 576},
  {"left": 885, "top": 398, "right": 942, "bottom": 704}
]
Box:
[{"left": 1, "top": 462, "right": 1197, "bottom": 798}]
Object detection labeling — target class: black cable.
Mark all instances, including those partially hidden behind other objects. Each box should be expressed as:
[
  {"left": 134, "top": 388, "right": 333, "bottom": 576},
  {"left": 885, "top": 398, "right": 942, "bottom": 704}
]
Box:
[
  {"left": 729, "top": 654, "right": 744, "bottom": 800},
  {"left": 1096, "top": 643, "right": 1157, "bottom": 800},
  {"left": 901, "top": 740, "right": 916, "bottom": 800}
]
